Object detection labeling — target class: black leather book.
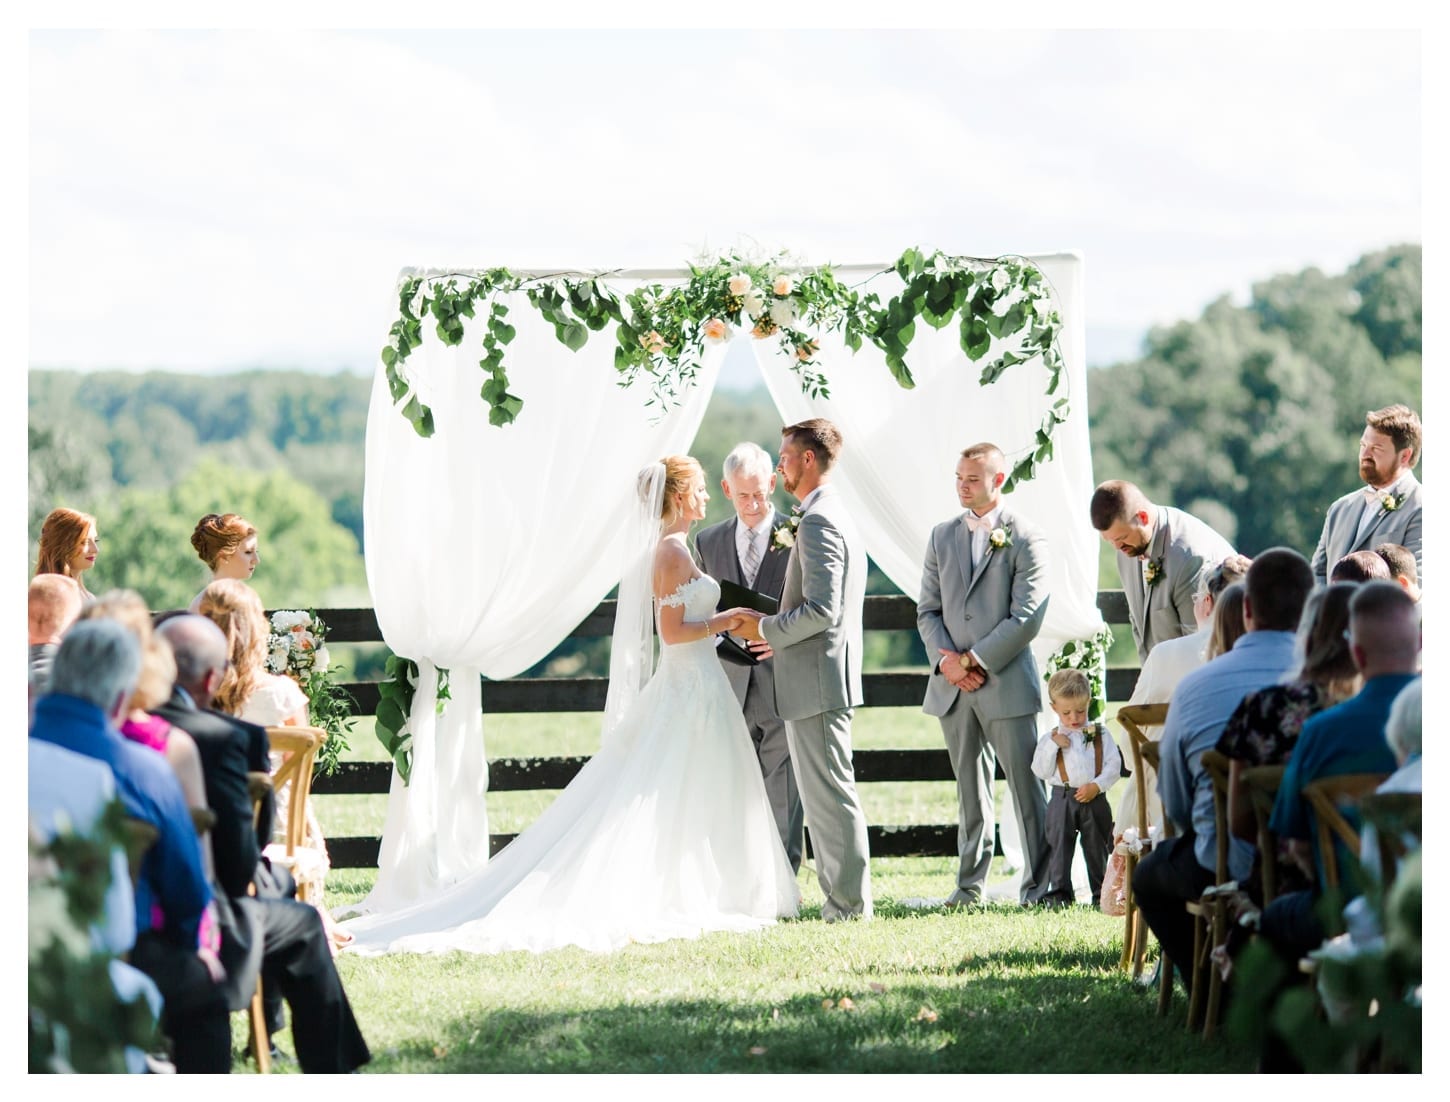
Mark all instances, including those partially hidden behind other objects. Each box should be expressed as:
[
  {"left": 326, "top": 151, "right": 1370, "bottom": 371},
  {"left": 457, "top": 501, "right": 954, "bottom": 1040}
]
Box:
[{"left": 715, "top": 579, "right": 779, "bottom": 666}]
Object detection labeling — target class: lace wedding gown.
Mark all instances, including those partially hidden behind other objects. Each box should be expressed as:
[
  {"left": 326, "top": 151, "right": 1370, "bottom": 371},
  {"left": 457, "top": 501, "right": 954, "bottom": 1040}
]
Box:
[{"left": 341, "top": 574, "right": 801, "bottom": 955}]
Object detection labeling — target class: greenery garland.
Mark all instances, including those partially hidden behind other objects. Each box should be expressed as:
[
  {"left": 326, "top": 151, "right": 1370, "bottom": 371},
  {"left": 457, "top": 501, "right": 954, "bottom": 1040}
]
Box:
[
  {"left": 1043, "top": 625, "right": 1116, "bottom": 722},
  {"left": 379, "top": 247, "right": 1069, "bottom": 493},
  {"left": 375, "top": 247, "right": 1073, "bottom": 775}
]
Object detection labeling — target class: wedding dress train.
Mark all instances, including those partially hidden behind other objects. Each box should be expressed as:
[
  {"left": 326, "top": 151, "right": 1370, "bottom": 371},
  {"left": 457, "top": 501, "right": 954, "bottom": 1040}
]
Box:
[{"left": 341, "top": 574, "right": 800, "bottom": 955}]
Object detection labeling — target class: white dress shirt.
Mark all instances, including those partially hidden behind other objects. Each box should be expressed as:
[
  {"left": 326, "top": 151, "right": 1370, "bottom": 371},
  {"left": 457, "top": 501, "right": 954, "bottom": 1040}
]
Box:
[
  {"left": 1355, "top": 470, "right": 1413, "bottom": 545},
  {"left": 735, "top": 507, "right": 775, "bottom": 586},
  {"left": 1031, "top": 723, "right": 1123, "bottom": 792}
]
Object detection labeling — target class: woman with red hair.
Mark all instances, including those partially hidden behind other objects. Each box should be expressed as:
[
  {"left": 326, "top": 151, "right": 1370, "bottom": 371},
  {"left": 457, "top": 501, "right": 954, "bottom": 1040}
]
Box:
[{"left": 34, "top": 506, "right": 100, "bottom": 598}]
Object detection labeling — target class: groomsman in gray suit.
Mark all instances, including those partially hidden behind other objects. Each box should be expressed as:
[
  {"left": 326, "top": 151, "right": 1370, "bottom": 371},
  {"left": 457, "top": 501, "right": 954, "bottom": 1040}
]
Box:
[
  {"left": 918, "top": 443, "right": 1051, "bottom": 905},
  {"left": 737, "top": 419, "right": 872, "bottom": 921},
  {"left": 1090, "top": 481, "right": 1235, "bottom": 662},
  {"left": 694, "top": 442, "right": 804, "bottom": 873},
  {"left": 1311, "top": 403, "right": 1423, "bottom": 586}
]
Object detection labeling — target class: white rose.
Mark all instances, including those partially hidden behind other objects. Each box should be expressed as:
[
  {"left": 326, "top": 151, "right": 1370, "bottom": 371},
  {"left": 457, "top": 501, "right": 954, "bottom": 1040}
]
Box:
[
  {"left": 769, "top": 299, "right": 796, "bottom": 328},
  {"left": 727, "top": 272, "right": 753, "bottom": 296},
  {"left": 312, "top": 646, "right": 330, "bottom": 674},
  {"left": 742, "top": 291, "right": 765, "bottom": 318},
  {"left": 772, "top": 275, "right": 793, "bottom": 296},
  {"left": 268, "top": 642, "right": 291, "bottom": 672}
]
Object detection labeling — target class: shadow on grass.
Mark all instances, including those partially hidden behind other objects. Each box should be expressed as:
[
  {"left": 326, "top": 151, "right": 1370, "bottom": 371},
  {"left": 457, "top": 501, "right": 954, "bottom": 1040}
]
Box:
[{"left": 358, "top": 969, "right": 1251, "bottom": 1074}]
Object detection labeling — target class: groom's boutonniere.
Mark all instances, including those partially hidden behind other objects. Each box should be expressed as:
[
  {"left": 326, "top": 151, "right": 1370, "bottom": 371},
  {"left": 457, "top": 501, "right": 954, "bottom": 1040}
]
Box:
[
  {"left": 1143, "top": 557, "right": 1164, "bottom": 588},
  {"left": 1380, "top": 490, "right": 1407, "bottom": 513},
  {"left": 988, "top": 525, "right": 1012, "bottom": 550},
  {"left": 772, "top": 506, "right": 802, "bottom": 551}
]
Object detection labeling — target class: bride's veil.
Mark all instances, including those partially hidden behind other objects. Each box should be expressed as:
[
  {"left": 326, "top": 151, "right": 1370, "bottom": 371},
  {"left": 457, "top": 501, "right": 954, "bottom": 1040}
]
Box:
[{"left": 601, "top": 461, "right": 666, "bottom": 750}]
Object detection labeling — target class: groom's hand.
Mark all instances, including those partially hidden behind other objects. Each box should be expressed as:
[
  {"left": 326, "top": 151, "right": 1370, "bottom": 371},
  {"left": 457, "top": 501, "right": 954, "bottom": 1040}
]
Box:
[
  {"left": 735, "top": 609, "right": 766, "bottom": 642},
  {"left": 746, "top": 639, "right": 774, "bottom": 661}
]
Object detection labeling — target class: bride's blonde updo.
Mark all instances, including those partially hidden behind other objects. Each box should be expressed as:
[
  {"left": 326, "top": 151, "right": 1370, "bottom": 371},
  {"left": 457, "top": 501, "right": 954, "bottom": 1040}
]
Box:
[{"left": 650, "top": 455, "right": 702, "bottom": 525}]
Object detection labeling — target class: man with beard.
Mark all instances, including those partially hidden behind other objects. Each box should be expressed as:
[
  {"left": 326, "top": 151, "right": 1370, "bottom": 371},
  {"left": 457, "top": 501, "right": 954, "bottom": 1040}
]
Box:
[{"left": 1311, "top": 404, "right": 1422, "bottom": 586}]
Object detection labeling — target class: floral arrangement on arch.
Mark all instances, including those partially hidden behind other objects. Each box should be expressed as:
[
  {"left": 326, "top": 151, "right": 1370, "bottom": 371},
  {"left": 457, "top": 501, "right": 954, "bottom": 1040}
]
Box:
[
  {"left": 1043, "top": 625, "right": 1116, "bottom": 721},
  {"left": 266, "top": 610, "right": 353, "bottom": 776}
]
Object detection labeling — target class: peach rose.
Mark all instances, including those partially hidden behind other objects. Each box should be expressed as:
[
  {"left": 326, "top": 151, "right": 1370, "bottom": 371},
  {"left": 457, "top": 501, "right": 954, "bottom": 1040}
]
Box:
[
  {"left": 639, "top": 330, "right": 666, "bottom": 354},
  {"left": 702, "top": 318, "right": 729, "bottom": 342},
  {"left": 773, "top": 275, "right": 793, "bottom": 296},
  {"left": 727, "top": 273, "right": 753, "bottom": 296},
  {"left": 750, "top": 319, "right": 778, "bottom": 339}
]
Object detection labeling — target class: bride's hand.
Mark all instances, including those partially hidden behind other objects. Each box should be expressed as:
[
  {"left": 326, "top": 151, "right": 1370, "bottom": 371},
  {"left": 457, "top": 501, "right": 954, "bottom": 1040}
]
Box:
[{"left": 715, "top": 608, "right": 747, "bottom": 634}]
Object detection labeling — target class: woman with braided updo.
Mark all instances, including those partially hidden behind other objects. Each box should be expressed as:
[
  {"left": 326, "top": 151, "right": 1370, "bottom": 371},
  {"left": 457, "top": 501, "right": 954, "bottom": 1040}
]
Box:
[{"left": 188, "top": 513, "right": 261, "bottom": 610}]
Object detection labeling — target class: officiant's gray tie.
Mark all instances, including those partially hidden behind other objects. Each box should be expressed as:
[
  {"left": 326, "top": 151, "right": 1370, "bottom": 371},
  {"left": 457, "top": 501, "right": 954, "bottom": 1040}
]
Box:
[{"left": 742, "top": 532, "right": 761, "bottom": 587}]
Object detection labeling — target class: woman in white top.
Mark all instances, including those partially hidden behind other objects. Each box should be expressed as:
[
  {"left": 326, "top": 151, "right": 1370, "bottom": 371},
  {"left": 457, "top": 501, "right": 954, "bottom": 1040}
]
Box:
[{"left": 196, "top": 578, "right": 350, "bottom": 950}]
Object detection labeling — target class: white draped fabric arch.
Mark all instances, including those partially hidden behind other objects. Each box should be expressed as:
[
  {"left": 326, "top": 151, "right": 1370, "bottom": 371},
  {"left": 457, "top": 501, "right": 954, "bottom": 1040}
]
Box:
[{"left": 357, "top": 252, "right": 1102, "bottom": 917}]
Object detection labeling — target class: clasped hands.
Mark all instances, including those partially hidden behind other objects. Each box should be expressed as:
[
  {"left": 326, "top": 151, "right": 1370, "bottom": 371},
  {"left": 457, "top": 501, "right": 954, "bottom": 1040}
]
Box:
[
  {"left": 938, "top": 648, "right": 986, "bottom": 692},
  {"left": 715, "top": 607, "right": 773, "bottom": 659}
]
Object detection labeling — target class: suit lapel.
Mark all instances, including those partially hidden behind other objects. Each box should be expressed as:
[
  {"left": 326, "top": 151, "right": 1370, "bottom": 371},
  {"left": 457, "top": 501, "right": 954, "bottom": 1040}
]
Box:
[{"left": 955, "top": 514, "right": 975, "bottom": 596}]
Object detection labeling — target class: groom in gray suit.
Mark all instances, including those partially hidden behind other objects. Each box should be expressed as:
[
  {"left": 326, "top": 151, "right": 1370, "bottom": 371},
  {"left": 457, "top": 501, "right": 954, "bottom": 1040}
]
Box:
[
  {"left": 1090, "top": 480, "right": 1236, "bottom": 662},
  {"left": 694, "top": 442, "right": 804, "bottom": 872},
  {"left": 737, "top": 419, "right": 872, "bottom": 921},
  {"left": 918, "top": 443, "right": 1051, "bottom": 906},
  {"left": 1310, "top": 403, "right": 1423, "bottom": 586}
]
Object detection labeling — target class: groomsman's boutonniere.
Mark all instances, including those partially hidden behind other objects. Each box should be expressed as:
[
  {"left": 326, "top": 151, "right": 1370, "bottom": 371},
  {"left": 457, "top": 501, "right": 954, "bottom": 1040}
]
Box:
[
  {"left": 772, "top": 506, "right": 802, "bottom": 552},
  {"left": 1380, "top": 490, "right": 1408, "bottom": 513},
  {"left": 1144, "top": 557, "right": 1164, "bottom": 588},
  {"left": 988, "top": 526, "right": 1012, "bottom": 550}
]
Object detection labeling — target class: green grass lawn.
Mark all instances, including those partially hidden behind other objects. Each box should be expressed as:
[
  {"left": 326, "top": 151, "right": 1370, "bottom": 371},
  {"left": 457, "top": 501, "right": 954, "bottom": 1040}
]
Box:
[{"left": 238, "top": 706, "right": 1251, "bottom": 1074}]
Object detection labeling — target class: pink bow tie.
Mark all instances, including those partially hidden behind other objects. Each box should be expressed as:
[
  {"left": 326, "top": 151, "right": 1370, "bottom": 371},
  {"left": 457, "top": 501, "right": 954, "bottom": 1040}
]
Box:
[{"left": 965, "top": 513, "right": 993, "bottom": 534}]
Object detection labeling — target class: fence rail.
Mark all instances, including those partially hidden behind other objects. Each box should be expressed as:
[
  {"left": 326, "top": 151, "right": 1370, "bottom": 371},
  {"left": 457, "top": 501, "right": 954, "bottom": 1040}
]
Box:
[{"left": 309, "top": 591, "right": 1138, "bottom": 868}]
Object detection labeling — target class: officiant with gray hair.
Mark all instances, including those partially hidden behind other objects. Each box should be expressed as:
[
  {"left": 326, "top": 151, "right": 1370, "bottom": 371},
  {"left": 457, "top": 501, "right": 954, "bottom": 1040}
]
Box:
[{"left": 694, "top": 442, "right": 804, "bottom": 872}]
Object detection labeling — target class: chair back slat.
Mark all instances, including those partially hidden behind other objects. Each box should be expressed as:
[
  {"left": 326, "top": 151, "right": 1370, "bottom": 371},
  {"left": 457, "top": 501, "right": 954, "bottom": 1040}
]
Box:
[
  {"left": 1200, "top": 749, "right": 1232, "bottom": 881},
  {"left": 120, "top": 817, "right": 160, "bottom": 887},
  {"left": 265, "top": 726, "right": 327, "bottom": 857},
  {"left": 1116, "top": 703, "right": 1170, "bottom": 840},
  {"left": 1240, "top": 764, "right": 1286, "bottom": 902},
  {"left": 1301, "top": 773, "right": 1390, "bottom": 890}
]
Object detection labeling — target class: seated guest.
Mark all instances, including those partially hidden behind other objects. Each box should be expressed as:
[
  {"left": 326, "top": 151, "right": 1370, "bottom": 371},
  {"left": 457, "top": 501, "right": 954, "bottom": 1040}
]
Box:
[
  {"left": 1132, "top": 548, "right": 1314, "bottom": 981},
  {"left": 1375, "top": 542, "right": 1421, "bottom": 602},
  {"left": 79, "top": 589, "right": 214, "bottom": 880},
  {"left": 1264, "top": 582, "right": 1416, "bottom": 959},
  {"left": 195, "top": 578, "right": 348, "bottom": 949},
  {"left": 28, "top": 573, "right": 83, "bottom": 710},
  {"left": 1205, "top": 581, "right": 1249, "bottom": 661},
  {"left": 1358, "top": 678, "right": 1421, "bottom": 886},
  {"left": 34, "top": 506, "right": 101, "bottom": 598},
  {"left": 30, "top": 620, "right": 229, "bottom": 1073},
  {"left": 1217, "top": 584, "right": 1360, "bottom": 898},
  {"left": 30, "top": 737, "right": 164, "bottom": 1073},
  {"left": 189, "top": 512, "right": 261, "bottom": 610},
  {"left": 1330, "top": 549, "right": 1391, "bottom": 584},
  {"left": 1111, "top": 556, "right": 1252, "bottom": 849},
  {"left": 154, "top": 614, "right": 371, "bottom": 1074}
]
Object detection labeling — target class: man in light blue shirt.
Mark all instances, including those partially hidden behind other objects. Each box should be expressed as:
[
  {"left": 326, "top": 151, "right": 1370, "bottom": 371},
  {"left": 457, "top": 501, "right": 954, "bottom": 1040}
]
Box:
[{"left": 1132, "top": 547, "right": 1315, "bottom": 981}]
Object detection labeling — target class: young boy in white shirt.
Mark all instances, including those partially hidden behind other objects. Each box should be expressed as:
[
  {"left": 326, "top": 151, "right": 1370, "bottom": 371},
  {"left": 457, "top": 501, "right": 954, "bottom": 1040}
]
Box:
[{"left": 1031, "top": 669, "right": 1122, "bottom": 907}]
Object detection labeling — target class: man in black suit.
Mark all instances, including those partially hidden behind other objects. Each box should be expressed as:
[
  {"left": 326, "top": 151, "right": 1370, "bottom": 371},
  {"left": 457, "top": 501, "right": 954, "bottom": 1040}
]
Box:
[
  {"left": 694, "top": 442, "right": 803, "bottom": 871},
  {"left": 155, "top": 614, "right": 370, "bottom": 1074}
]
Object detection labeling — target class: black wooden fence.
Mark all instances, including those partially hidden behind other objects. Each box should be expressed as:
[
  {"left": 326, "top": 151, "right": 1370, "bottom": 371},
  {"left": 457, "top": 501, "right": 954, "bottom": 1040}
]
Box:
[{"left": 310, "top": 591, "right": 1137, "bottom": 868}]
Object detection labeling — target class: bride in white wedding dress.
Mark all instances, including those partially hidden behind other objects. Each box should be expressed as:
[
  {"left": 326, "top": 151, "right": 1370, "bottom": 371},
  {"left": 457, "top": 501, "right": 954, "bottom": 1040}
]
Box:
[{"left": 341, "top": 455, "right": 801, "bottom": 955}]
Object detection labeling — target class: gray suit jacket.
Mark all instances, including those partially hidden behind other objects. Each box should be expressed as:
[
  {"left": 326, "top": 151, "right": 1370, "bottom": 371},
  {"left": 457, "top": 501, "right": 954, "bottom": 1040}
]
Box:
[
  {"left": 1119, "top": 506, "right": 1235, "bottom": 662},
  {"left": 917, "top": 505, "right": 1050, "bottom": 720},
  {"left": 1310, "top": 473, "right": 1423, "bottom": 585},
  {"left": 694, "top": 512, "right": 791, "bottom": 708},
  {"left": 760, "top": 485, "right": 866, "bottom": 721}
]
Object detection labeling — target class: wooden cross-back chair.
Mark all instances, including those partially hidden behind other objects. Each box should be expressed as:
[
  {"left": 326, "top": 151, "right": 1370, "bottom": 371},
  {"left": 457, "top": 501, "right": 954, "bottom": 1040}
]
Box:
[
  {"left": 1301, "top": 773, "right": 1390, "bottom": 893},
  {"left": 1358, "top": 791, "right": 1421, "bottom": 891},
  {"left": 264, "top": 726, "right": 327, "bottom": 905},
  {"left": 1239, "top": 764, "right": 1286, "bottom": 904},
  {"left": 1114, "top": 703, "right": 1169, "bottom": 979},
  {"left": 120, "top": 817, "right": 160, "bottom": 887},
  {"left": 1194, "top": 748, "right": 1233, "bottom": 1039},
  {"left": 1129, "top": 726, "right": 1178, "bottom": 1019}
]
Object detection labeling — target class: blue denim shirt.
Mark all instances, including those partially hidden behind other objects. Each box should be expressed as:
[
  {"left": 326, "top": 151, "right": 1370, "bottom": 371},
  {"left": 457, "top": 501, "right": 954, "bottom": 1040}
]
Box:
[{"left": 1158, "top": 631, "right": 1298, "bottom": 880}]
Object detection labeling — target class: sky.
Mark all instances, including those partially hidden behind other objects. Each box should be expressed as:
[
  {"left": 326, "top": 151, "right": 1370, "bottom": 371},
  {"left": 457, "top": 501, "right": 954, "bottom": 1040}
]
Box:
[{"left": 25, "top": 22, "right": 1424, "bottom": 387}]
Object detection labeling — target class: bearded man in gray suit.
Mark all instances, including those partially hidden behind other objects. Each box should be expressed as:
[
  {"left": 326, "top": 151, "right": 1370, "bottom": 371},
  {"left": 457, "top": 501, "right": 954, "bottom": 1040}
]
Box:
[
  {"left": 1311, "top": 403, "right": 1423, "bottom": 586},
  {"left": 919, "top": 443, "right": 1051, "bottom": 906},
  {"left": 1090, "top": 480, "right": 1236, "bottom": 662},
  {"left": 737, "top": 419, "right": 871, "bottom": 921},
  {"left": 694, "top": 442, "right": 804, "bottom": 872}
]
